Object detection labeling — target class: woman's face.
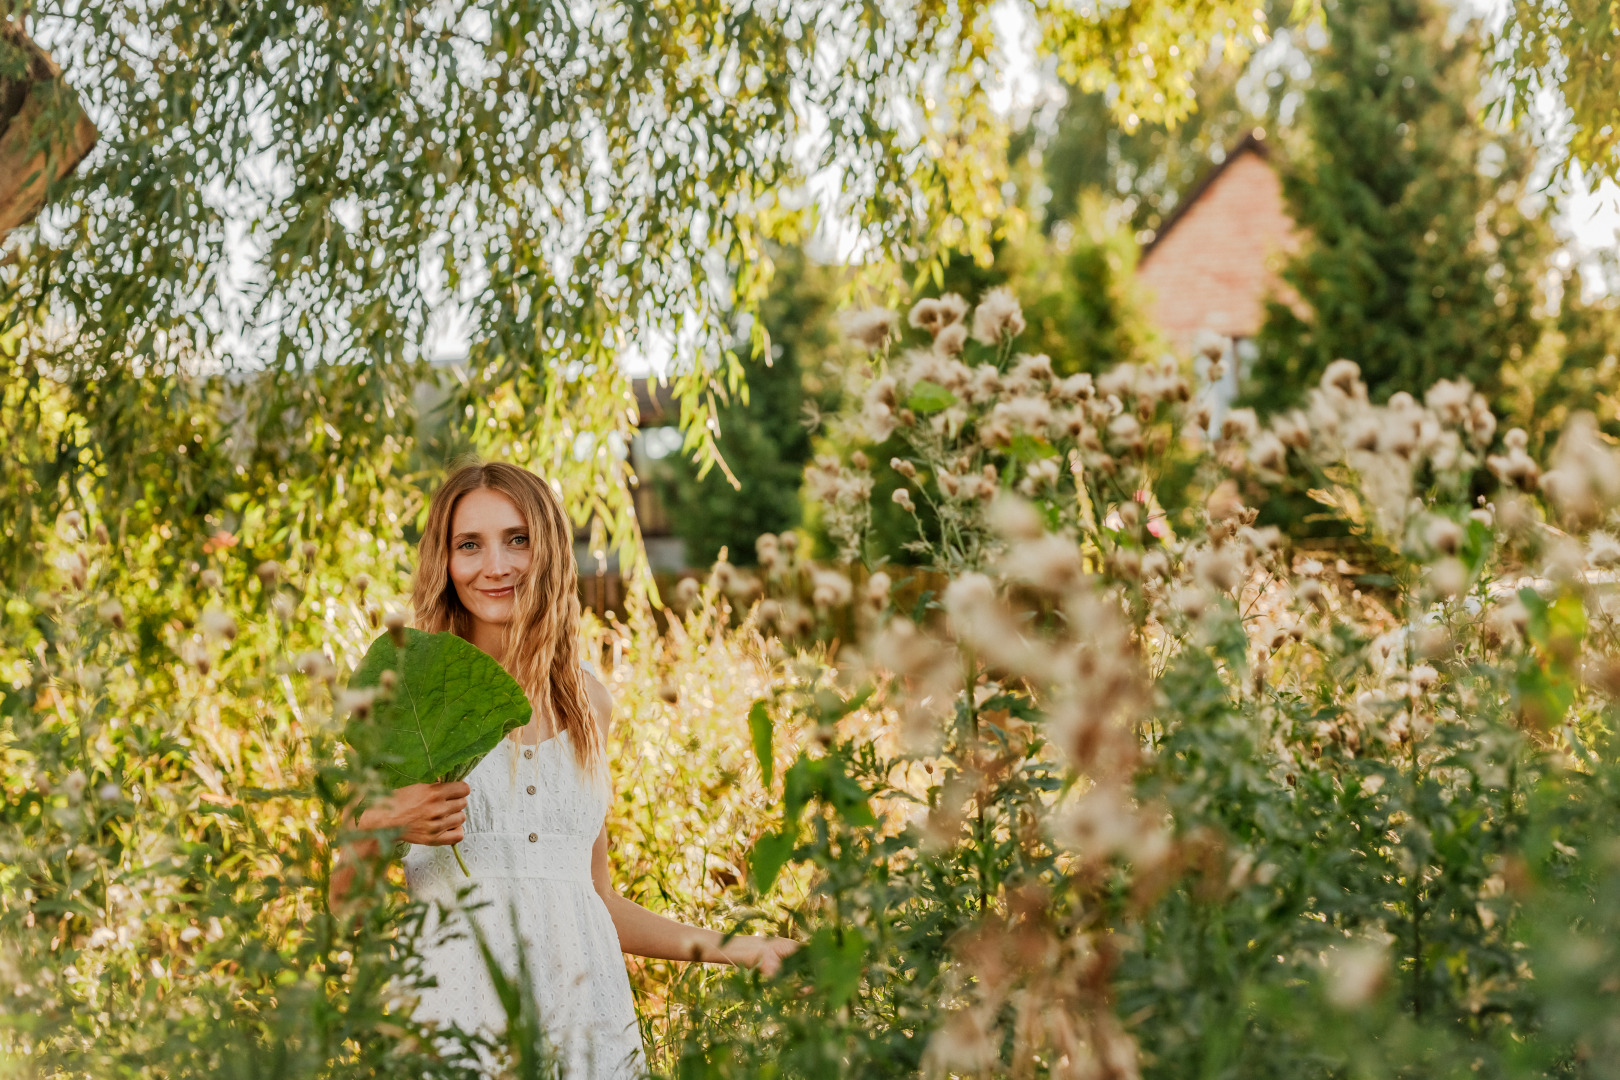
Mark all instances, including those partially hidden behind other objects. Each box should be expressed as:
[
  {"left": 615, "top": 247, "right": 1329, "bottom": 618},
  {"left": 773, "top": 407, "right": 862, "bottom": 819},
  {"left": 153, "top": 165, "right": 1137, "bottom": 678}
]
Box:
[{"left": 448, "top": 488, "right": 535, "bottom": 628}]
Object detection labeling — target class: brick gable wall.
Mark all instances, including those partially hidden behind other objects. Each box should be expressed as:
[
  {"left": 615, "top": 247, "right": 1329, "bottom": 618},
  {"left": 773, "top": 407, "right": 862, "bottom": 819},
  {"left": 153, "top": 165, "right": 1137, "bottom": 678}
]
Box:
[{"left": 1136, "top": 146, "right": 1299, "bottom": 354}]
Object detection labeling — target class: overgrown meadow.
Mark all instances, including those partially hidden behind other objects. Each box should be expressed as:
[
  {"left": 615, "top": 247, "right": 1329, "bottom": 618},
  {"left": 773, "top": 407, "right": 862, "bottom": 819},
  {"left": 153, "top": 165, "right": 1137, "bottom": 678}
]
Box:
[{"left": 9, "top": 285, "right": 1620, "bottom": 1079}]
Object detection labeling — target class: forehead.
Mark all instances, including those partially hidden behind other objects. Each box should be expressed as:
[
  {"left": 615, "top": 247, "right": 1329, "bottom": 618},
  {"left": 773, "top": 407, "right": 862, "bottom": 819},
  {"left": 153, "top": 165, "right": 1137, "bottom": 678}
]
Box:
[{"left": 450, "top": 487, "right": 526, "bottom": 534}]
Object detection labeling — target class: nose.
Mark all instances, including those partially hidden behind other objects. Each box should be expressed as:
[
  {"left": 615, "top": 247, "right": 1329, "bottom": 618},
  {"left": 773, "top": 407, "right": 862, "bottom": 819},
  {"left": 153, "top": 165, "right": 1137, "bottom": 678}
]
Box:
[{"left": 484, "top": 545, "right": 516, "bottom": 580}]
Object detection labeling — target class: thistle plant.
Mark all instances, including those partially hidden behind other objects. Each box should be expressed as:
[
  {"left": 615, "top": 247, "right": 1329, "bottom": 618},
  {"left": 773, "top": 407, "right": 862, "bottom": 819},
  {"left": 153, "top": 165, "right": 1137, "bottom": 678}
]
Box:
[{"left": 665, "top": 284, "right": 1620, "bottom": 1080}]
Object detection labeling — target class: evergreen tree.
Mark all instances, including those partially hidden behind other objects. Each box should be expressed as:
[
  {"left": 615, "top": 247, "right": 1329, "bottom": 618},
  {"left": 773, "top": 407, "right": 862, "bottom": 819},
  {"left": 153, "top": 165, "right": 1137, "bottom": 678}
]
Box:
[
  {"left": 1502, "top": 257, "right": 1620, "bottom": 453},
  {"left": 655, "top": 252, "right": 838, "bottom": 567},
  {"left": 1249, "top": 0, "right": 1553, "bottom": 410}
]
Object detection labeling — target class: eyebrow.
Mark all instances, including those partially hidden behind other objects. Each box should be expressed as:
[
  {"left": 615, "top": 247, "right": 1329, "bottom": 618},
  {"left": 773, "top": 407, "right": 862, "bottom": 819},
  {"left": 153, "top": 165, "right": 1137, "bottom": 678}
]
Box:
[{"left": 450, "top": 526, "right": 528, "bottom": 545}]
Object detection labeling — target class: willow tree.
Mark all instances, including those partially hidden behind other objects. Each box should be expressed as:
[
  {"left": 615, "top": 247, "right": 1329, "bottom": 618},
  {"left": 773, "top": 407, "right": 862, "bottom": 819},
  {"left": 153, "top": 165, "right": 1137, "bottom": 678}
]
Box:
[
  {"left": 1493, "top": 0, "right": 1620, "bottom": 184},
  {"left": 0, "top": 0, "right": 1277, "bottom": 594}
]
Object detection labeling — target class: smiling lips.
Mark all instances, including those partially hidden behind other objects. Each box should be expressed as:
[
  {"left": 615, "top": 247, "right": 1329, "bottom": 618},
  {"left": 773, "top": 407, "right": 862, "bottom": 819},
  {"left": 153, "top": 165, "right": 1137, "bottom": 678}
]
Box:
[{"left": 478, "top": 585, "right": 515, "bottom": 600}]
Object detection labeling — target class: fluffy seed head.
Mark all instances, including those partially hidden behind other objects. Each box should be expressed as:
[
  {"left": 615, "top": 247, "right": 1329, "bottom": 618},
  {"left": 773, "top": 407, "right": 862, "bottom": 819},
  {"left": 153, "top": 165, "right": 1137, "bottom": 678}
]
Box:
[
  {"left": 1002, "top": 535, "right": 1086, "bottom": 593},
  {"left": 908, "top": 294, "right": 968, "bottom": 338},
  {"left": 1429, "top": 558, "right": 1468, "bottom": 598},
  {"left": 1424, "top": 517, "right": 1464, "bottom": 556},
  {"left": 840, "top": 307, "right": 899, "bottom": 350},
  {"left": 864, "top": 571, "right": 892, "bottom": 609},
  {"left": 1321, "top": 359, "right": 1364, "bottom": 397},
  {"left": 970, "top": 286, "right": 1027, "bottom": 345},
  {"left": 200, "top": 608, "right": 237, "bottom": 642},
  {"left": 1325, "top": 944, "right": 1388, "bottom": 1009},
  {"left": 988, "top": 494, "right": 1045, "bottom": 540},
  {"left": 810, "top": 568, "right": 853, "bottom": 609}
]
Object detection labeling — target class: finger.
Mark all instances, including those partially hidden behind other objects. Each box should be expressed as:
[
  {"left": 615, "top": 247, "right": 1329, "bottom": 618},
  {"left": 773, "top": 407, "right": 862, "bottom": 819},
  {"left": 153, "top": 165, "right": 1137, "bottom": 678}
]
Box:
[
  {"left": 760, "top": 953, "right": 781, "bottom": 978},
  {"left": 431, "top": 809, "right": 466, "bottom": 829},
  {"left": 430, "top": 799, "right": 468, "bottom": 820},
  {"left": 436, "top": 827, "right": 465, "bottom": 846},
  {"left": 438, "top": 781, "right": 471, "bottom": 798}
]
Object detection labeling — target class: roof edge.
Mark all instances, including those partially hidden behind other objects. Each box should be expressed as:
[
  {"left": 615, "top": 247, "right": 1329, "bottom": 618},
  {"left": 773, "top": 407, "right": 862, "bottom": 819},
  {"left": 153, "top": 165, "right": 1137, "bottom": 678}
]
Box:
[{"left": 1138, "top": 129, "right": 1272, "bottom": 261}]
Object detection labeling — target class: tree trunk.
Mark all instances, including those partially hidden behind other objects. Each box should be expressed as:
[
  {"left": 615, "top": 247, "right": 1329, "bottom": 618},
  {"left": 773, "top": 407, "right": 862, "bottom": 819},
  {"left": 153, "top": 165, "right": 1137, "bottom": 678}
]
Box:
[{"left": 0, "top": 21, "right": 97, "bottom": 237}]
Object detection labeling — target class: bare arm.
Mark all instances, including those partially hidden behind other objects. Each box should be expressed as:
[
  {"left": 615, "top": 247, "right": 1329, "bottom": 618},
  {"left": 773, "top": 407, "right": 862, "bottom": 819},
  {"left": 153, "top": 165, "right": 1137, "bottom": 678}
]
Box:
[{"left": 582, "top": 671, "right": 797, "bottom": 976}]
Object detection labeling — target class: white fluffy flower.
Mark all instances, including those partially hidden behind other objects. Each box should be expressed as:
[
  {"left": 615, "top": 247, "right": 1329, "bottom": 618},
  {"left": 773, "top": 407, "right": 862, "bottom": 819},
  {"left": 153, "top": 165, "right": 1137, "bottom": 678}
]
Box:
[
  {"left": 988, "top": 494, "right": 1045, "bottom": 540},
  {"left": 1249, "top": 431, "right": 1287, "bottom": 474},
  {"left": 810, "top": 568, "right": 853, "bottom": 609},
  {"left": 1220, "top": 408, "right": 1259, "bottom": 442},
  {"left": 1010, "top": 352, "right": 1054, "bottom": 383},
  {"left": 1000, "top": 535, "right": 1085, "bottom": 593},
  {"left": 1324, "top": 943, "right": 1388, "bottom": 1009},
  {"left": 989, "top": 395, "right": 1054, "bottom": 434},
  {"left": 1587, "top": 531, "right": 1620, "bottom": 567},
  {"left": 1425, "top": 378, "right": 1473, "bottom": 424},
  {"left": 934, "top": 322, "right": 968, "bottom": 356},
  {"left": 1321, "top": 359, "right": 1365, "bottom": 398},
  {"left": 908, "top": 294, "right": 968, "bottom": 337},
  {"left": 1052, "top": 372, "right": 1094, "bottom": 402},
  {"left": 839, "top": 307, "right": 898, "bottom": 350},
  {"left": 963, "top": 364, "right": 1002, "bottom": 404},
  {"left": 970, "top": 286, "right": 1027, "bottom": 345},
  {"left": 1540, "top": 413, "right": 1620, "bottom": 522}
]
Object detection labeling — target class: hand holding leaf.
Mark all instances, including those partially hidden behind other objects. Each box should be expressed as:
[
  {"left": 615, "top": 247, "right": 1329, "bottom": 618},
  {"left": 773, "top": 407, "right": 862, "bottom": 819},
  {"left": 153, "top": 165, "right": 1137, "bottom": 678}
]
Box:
[{"left": 346, "top": 628, "right": 532, "bottom": 875}]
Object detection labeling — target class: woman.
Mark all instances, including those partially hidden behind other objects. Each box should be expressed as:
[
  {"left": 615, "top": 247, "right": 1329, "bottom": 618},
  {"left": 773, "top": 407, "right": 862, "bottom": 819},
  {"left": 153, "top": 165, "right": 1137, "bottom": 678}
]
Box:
[{"left": 332, "top": 460, "right": 796, "bottom": 1078}]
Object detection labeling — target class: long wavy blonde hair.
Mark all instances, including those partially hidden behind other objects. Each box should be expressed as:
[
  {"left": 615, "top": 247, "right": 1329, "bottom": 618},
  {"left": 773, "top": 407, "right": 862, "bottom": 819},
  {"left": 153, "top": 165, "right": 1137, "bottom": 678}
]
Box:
[{"left": 411, "top": 459, "right": 601, "bottom": 772}]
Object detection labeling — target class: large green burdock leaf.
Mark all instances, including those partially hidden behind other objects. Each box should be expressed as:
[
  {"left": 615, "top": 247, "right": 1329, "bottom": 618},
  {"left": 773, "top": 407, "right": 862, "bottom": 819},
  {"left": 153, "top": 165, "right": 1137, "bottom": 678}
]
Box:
[{"left": 346, "top": 628, "right": 532, "bottom": 788}]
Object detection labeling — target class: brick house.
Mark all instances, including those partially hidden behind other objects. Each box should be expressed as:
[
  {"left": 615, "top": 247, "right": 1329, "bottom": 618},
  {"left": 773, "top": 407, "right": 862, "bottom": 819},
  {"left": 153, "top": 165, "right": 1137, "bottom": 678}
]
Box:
[{"left": 1134, "top": 131, "right": 1299, "bottom": 402}]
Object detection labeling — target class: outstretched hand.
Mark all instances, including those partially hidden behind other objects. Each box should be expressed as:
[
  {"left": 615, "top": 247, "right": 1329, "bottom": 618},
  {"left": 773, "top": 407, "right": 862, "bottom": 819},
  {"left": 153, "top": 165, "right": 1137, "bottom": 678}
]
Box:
[{"left": 715, "top": 934, "right": 799, "bottom": 977}]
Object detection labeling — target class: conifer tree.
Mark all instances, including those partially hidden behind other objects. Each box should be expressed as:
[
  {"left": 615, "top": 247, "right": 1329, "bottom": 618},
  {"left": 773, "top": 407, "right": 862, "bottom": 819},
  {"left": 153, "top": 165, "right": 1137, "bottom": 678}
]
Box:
[
  {"left": 656, "top": 251, "right": 838, "bottom": 567},
  {"left": 1249, "top": 0, "right": 1553, "bottom": 410}
]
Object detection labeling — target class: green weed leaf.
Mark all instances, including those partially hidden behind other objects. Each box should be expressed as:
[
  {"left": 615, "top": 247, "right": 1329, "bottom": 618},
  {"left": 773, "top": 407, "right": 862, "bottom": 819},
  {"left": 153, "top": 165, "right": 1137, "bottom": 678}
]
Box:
[
  {"left": 906, "top": 379, "right": 956, "bottom": 414},
  {"left": 346, "top": 629, "right": 532, "bottom": 787},
  {"left": 751, "top": 828, "right": 798, "bottom": 893},
  {"left": 748, "top": 699, "right": 774, "bottom": 790}
]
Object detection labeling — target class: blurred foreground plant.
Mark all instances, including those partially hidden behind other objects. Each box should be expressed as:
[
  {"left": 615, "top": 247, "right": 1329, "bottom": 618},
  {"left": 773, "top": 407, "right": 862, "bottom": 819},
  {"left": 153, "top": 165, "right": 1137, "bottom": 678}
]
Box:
[{"left": 657, "top": 285, "right": 1620, "bottom": 1079}]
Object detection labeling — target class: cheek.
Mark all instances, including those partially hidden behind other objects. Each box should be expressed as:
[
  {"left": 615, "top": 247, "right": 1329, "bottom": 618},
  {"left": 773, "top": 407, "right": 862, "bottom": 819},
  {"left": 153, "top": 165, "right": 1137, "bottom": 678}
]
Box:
[{"left": 448, "top": 553, "right": 480, "bottom": 590}]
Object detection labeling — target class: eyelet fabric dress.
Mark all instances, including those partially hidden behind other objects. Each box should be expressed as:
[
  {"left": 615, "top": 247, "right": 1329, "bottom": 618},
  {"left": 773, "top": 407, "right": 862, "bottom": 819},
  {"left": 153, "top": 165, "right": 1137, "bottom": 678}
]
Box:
[{"left": 404, "top": 730, "right": 646, "bottom": 1079}]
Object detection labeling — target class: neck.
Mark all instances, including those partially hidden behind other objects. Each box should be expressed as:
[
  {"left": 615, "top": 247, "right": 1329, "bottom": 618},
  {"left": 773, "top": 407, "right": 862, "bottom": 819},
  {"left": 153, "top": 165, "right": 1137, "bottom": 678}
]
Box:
[{"left": 468, "top": 619, "right": 508, "bottom": 663}]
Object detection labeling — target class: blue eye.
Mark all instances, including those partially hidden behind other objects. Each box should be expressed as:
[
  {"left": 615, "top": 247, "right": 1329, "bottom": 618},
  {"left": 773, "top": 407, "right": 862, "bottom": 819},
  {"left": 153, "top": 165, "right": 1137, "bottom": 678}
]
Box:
[{"left": 511, "top": 535, "right": 528, "bottom": 547}]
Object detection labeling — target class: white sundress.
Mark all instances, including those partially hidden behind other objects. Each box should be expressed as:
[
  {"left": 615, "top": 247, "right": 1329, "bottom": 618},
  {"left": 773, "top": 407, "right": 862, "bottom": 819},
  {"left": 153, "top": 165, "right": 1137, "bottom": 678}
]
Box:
[{"left": 403, "top": 728, "right": 646, "bottom": 1079}]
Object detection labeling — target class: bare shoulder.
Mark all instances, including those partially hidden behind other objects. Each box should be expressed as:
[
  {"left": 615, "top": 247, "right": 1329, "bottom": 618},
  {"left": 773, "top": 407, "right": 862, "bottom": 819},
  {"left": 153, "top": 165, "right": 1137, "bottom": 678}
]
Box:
[{"left": 582, "top": 668, "right": 614, "bottom": 737}]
